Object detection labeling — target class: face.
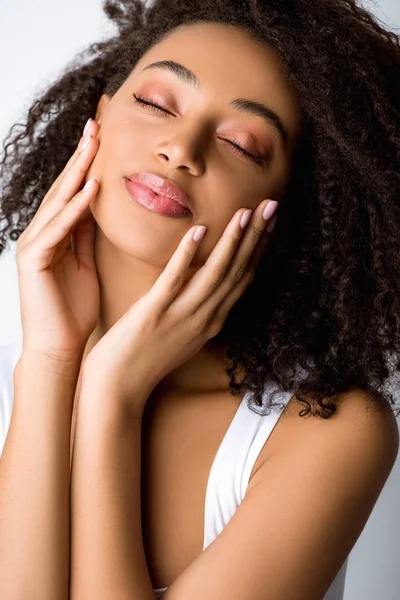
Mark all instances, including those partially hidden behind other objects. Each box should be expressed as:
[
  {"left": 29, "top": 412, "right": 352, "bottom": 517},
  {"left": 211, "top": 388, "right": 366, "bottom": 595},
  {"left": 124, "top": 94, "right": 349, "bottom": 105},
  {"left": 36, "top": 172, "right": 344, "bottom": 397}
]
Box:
[{"left": 87, "top": 22, "right": 304, "bottom": 269}]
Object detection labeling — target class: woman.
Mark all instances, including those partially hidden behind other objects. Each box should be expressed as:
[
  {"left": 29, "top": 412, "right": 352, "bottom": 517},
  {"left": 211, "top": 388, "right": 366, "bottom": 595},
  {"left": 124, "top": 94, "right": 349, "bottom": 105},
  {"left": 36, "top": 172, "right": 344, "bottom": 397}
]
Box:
[{"left": 0, "top": 1, "right": 399, "bottom": 599}]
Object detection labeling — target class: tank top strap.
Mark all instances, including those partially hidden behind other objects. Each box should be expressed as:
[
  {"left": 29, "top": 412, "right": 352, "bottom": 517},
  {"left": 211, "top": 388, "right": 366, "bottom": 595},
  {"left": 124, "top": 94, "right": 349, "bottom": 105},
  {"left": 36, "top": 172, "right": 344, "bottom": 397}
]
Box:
[{"left": 203, "top": 384, "right": 293, "bottom": 550}]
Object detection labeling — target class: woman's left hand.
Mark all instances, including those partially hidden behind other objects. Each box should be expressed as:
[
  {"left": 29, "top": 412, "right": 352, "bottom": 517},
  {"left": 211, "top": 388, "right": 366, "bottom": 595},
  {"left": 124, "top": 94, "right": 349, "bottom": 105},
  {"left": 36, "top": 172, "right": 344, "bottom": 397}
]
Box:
[{"left": 82, "top": 199, "right": 278, "bottom": 412}]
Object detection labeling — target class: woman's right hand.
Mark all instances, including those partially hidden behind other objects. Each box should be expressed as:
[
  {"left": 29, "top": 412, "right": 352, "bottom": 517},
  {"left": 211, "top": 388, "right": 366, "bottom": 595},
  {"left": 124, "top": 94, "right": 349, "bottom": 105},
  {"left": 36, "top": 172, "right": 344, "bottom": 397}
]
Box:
[{"left": 15, "top": 118, "right": 101, "bottom": 365}]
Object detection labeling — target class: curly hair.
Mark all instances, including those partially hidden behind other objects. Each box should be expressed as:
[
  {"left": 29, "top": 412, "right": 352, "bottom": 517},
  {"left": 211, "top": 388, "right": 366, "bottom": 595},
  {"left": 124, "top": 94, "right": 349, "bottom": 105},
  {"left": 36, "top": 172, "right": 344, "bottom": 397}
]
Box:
[{"left": 1, "top": 0, "right": 400, "bottom": 419}]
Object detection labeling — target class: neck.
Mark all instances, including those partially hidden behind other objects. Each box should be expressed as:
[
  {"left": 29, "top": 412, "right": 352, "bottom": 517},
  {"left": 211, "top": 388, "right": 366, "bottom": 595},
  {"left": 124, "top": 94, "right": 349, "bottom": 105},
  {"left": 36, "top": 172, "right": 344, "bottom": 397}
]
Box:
[{"left": 83, "top": 225, "right": 232, "bottom": 395}]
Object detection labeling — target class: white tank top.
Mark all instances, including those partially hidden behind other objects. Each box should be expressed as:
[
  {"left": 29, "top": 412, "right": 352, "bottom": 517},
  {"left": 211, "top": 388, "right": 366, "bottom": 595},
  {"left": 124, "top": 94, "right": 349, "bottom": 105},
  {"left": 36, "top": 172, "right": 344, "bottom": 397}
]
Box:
[{"left": 0, "top": 338, "right": 347, "bottom": 599}]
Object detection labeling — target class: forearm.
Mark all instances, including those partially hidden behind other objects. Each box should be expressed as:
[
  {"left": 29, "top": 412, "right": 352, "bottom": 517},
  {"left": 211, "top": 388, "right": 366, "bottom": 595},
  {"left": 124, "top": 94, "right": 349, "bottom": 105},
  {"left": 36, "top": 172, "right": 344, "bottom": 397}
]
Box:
[
  {"left": 69, "top": 380, "right": 155, "bottom": 600},
  {"left": 0, "top": 353, "right": 79, "bottom": 600}
]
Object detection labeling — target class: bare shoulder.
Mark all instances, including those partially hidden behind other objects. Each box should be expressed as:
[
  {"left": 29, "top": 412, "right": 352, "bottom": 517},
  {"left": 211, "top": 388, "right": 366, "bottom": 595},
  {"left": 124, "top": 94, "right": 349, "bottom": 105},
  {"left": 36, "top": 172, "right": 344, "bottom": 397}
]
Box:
[
  {"left": 252, "top": 385, "right": 400, "bottom": 520},
  {"left": 163, "top": 389, "right": 399, "bottom": 599},
  {"left": 264, "top": 386, "right": 398, "bottom": 459},
  {"left": 333, "top": 387, "right": 400, "bottom": 476}
]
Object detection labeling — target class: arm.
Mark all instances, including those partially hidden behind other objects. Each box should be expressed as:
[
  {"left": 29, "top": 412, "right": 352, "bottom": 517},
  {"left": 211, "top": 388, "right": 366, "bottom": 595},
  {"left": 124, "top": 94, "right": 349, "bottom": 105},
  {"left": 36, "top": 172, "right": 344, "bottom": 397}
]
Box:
[
  {"left": 70, "top": 385, "right": 399, "bottom": 600},
  {"left": 159, "top": 390, "right": 399, "bottom": 599},
  {"left": 0, "top": 352, "right": 80, "bottom": 600},
  {"left": 67, "top": 191, "right": 277, "bottom": 598},
  {"left": 69, "top": 377, "right": 155, "bottom": 600}
]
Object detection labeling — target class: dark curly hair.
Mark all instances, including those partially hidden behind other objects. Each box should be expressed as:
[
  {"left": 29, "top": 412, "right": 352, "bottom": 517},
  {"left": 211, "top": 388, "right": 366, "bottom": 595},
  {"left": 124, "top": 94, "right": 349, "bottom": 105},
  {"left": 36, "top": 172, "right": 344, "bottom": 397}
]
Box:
[{"left": 1, "top": 0, "right": 400, "bottom": 419}]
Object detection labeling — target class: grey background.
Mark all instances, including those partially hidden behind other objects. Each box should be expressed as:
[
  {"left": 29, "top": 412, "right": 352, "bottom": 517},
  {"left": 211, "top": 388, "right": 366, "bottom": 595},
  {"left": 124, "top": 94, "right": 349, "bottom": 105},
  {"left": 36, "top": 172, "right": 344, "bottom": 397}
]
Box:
[{"left": 0, "top": 1, "right": 399, "bottom": 598}]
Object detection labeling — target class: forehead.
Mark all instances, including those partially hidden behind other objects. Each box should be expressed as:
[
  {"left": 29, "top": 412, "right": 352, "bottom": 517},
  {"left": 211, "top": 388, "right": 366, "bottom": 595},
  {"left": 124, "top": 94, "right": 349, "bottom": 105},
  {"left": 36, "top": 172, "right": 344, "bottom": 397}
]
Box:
[{"left": 134, "top": 22, "right": 304, "bottom": 145}]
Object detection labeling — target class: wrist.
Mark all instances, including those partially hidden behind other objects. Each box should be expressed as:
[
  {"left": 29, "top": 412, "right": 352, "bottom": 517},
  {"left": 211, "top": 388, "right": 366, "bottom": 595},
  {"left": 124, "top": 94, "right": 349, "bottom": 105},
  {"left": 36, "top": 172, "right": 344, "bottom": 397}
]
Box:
[
  {"left": 79, "top": 369, "right": 149, "bottom": 423},
  {"left": 12, "top": 353, "right": 79, "bottom": 424},
  {"left": 15, "top": 350, "right": 82, "bottom": 382}
]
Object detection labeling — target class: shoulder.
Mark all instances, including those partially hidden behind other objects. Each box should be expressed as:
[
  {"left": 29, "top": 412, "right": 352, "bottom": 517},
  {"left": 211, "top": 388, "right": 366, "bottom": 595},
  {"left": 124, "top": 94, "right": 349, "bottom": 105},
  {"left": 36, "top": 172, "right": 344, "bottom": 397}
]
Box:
[
  {"left": 164, "top": 388, "right": 399, "bottom": 599},
  {"left": 250, "top": 386, "right": 399, "bottom": 487},
  {"left": 252, "top": 387, "right": 399, "bottom": 551},
  {"left": 260, "top": 386, "right": 399, "bottom": 465},
  {"left": 331, "top": 387, "right": 400, "bottom": 482},
  {"left": 246, "top": 388, "right": 399, "bottom": 596},
  {"left": 284, "top": 386, "right": 399, "bottom": 462}
]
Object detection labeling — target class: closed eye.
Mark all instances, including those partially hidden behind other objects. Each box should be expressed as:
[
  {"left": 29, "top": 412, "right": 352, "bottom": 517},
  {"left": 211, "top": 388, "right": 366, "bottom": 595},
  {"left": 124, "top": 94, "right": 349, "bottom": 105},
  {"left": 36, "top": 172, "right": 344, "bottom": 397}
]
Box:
[
  {"left": 132, "top": 93, "right": 267, "bottom": 166},
  {"left": 132, "top": 93, "right": 175, "bottom": 116}
]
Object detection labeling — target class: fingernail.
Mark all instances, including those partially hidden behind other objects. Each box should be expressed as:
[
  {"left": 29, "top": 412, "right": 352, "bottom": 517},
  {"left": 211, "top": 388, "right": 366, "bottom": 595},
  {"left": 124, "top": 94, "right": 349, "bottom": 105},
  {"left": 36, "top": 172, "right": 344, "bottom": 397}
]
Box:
[
  {"left": 266, "top": 214, "right": 277, "bottom": 233},
  {"left": 83, "top": 118, "right": 92, "bottom": 135},
  {"left": 193, "top": 225, "right": 206, "bottom": 242},
  {"left": 262, "top": 200, "right": 278, "bottom": 221},
  {"left": 83, "top": 178, "right": 95, "bottom": 190},
  {"left": 240, "top": 209, "right": 252, "bottom": 229}
]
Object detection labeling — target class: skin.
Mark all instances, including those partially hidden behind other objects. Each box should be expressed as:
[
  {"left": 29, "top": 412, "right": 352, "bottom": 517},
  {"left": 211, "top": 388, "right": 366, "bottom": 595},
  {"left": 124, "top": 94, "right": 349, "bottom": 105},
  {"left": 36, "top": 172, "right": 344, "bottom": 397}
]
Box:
[
  {"left": 67, "top": 24, "right": 399, "bottom": 598},
  {"left": 82, "top": 21, "right": 304, "bottom": 394},
  {"left": 1, "top": 20, "right": 398, "bottom": 600},
  {"left": 66, "top": 23, "right": 306, "bottom": 598}
]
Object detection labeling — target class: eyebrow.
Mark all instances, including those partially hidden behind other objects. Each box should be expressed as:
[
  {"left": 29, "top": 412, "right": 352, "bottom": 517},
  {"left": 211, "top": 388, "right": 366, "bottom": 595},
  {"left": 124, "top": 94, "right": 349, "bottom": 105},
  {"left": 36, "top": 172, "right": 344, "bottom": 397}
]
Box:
[{"left": 141, "top": 60, "right": 289, "bottom": 144}]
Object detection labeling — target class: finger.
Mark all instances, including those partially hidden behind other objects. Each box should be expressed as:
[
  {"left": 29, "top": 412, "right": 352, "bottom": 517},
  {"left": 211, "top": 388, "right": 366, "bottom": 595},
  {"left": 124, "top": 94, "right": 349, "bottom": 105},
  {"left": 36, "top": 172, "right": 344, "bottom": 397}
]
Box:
[
  {"left": 49, "top": 133, "right": 98, "bottom": 211},
  {"left": 17, "top": 178, "right": 99, "bottom": 272},
  {"left": 71, "top": 210, "right": 97, "bottom": 270},
  {"left": 207, "top": 225, "right": 270, "bottom": 331},
  {"left": 19, "top": 133, "right": 99, "bottom": 249},
  {"left": 209, "top": 268, "right": 254, "bottom": 339},
  {"left": 197, "top": 209, "right": 249, "bottom": 293},
  {"left": 191, "top": 211, "right": 270, "bottom": 334},
  {"left": 170, "top": 203, "right": 264, "bottom": 317},
  {"left": 146, "top": 224, "right": 207, "bottom": 314},
  {"left": 162, "top": 209, "right": 246, "bottom": 317},
  {"left": 208, "top": 200, "right": 277, "bottom": 303},
  {"left": 21, "top": 119, "right": 99, "bottom": 242},
  {"left": 45, "top": 119, "right": 98, "bottom": 199}
]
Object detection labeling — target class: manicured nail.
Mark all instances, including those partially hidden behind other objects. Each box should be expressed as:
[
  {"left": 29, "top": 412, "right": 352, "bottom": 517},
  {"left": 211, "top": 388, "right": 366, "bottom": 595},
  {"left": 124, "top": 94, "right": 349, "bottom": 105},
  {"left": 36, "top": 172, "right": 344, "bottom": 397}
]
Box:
[
  {"left": 262, "top": 200, "right": 278, "bottom": 221},
  {"left": 193, "top": 225, "right": 206, "bottom": 242},
  {"left": 240, "top": 209, "right": 252, "bottom": 229},
  {"left": 83, "top": 178, "right": 95, "bottom": 191},
  {"left": 83, "top": 118, "right": 92, "bottom": 135},
  {"left": 266, "top": 214, "right": 277, "bottom": 233}
]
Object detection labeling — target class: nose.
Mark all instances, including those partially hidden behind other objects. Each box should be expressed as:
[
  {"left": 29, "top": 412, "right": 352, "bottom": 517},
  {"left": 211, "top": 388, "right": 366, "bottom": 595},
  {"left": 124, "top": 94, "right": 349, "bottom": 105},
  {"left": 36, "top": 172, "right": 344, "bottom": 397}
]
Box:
[{"left": 154, "top": 127, "right": 205, "bottom": 176}]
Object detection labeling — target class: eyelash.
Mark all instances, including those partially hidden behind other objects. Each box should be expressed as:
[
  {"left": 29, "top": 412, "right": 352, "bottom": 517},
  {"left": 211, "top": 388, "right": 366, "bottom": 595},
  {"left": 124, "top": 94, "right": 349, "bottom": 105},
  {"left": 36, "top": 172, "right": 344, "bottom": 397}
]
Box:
[{"left": 132, "top": 93, "right": 265, "bottom": 166}]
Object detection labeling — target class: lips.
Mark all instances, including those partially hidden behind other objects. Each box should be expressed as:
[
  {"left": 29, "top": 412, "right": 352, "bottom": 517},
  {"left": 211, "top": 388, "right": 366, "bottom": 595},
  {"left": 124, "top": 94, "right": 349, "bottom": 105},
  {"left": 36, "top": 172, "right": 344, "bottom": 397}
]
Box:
[{"left": 126, "top": 172, "right": 193, "bottom": 214}]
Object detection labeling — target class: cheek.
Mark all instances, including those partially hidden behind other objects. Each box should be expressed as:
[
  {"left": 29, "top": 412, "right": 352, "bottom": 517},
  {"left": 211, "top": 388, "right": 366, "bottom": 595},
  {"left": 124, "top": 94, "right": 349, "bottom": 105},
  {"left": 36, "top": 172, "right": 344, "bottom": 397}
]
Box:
[
  {"left": 106, "top": 125, "right": 154, "bottom": 177},
  {"left": 85, "top": 127, "right": 136, "bottom": 183},
  {"left": 209, "top": 166, "right": 265, "bottom": 216},
  {"left": 188, "top": 209, "right": 239, "bottom": 269}
]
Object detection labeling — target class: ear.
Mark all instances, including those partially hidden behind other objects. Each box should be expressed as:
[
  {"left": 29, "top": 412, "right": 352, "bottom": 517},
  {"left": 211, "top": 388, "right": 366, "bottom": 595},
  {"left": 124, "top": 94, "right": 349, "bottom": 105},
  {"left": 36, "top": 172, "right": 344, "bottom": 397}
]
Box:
[{"left": 95, "top": 93, "right": 111, "bottom": 126}]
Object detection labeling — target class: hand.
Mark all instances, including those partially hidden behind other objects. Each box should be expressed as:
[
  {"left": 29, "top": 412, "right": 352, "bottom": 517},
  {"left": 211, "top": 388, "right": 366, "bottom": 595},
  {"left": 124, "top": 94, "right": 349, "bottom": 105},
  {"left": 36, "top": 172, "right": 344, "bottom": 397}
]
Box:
[
  {"left": 15, "top": 118, "right": 101, "bottom": 364},
  {"left": 83, "top": 199, "right": 278, "bottom": 410}
]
